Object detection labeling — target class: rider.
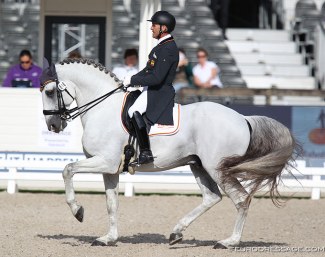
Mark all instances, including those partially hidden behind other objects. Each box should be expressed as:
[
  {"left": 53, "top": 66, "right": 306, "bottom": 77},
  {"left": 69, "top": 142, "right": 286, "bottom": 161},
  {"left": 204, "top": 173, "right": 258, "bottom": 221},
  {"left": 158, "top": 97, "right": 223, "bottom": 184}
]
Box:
[{"left": 124, "top": 11, "right": 179, "bottom": 165}]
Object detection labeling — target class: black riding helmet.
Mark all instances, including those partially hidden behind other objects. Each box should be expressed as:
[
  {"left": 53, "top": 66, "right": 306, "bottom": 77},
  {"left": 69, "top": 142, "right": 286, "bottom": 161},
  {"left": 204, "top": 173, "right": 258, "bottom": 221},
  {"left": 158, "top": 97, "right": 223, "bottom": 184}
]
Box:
[{"left": 147, "top": 11, "right": 176, "bottom": 33}]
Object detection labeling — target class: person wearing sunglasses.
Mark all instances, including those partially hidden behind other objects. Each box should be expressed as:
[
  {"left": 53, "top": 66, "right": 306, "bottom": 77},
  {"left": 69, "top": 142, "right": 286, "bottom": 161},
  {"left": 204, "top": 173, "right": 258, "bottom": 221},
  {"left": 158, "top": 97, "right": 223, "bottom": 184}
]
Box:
[
  {"left": 193, "top": 48, "right": 223, "bottom": 89},
  {"left": 2, "top": 49, "right": 42, "bottom": 88}
]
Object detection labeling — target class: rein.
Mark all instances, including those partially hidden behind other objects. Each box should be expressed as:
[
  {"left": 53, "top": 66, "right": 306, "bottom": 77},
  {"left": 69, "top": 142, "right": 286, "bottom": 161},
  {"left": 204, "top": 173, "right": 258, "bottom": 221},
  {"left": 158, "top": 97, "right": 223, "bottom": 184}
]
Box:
[{"left": 42, "top": 79, "right": 125, "bottom": 121}]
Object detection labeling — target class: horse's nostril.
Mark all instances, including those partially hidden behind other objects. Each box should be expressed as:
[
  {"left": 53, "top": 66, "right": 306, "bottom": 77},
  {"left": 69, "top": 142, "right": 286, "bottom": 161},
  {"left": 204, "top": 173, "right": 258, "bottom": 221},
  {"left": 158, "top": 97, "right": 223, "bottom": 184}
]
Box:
[{"left": 50, "top": 124, "right": 56, "bottom": 132}]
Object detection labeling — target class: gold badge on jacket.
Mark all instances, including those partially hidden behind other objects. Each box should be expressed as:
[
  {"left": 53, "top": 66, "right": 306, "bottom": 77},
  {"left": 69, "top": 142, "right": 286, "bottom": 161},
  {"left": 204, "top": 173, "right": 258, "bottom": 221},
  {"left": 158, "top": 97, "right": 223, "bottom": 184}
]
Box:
[{"left": 149, "top": 59, "right": 155, "bottom": 67}]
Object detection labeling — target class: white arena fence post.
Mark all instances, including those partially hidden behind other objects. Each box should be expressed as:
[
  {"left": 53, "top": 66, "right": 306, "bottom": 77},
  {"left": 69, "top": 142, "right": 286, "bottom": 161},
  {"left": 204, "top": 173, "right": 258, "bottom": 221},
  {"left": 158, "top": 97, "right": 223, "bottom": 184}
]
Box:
[
  {"left": 311, "top": 174, "right": 321, "bottom": 200},
  {"left": 7, "top": 168, "right": 18, "bottom": 194},
  {"left": 124, "top": 174, "right": 135, "bottom": 197}
]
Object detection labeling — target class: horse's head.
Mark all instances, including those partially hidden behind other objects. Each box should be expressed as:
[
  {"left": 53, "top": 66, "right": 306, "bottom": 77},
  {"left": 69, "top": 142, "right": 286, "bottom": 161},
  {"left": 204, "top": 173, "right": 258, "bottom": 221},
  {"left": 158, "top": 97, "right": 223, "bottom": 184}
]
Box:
[
  {"left": 40, "top": 58, "right": 124, "bottom": 133},
  {"left": 40, "top": 59, "right": 76, "bottom": 133}
]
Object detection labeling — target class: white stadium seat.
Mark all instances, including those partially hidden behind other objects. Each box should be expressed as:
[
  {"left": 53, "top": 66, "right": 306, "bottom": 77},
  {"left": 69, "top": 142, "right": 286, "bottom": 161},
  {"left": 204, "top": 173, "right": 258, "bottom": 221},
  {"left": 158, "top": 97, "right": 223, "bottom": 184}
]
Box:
[
  {"left": 227, "top": 29, "right": 291, "bottom": 42},
  {"left": 238, "top": 64, "right": 310, "bottom": 77},
  {"left": 232, "top": 52, "right": 304, "bottom": 65},
  {"left": 243, "top": 75, "right": 315, "bottom": 89},
  {"left": 226, "top": 41, "right": 297, "bottom": 54}
]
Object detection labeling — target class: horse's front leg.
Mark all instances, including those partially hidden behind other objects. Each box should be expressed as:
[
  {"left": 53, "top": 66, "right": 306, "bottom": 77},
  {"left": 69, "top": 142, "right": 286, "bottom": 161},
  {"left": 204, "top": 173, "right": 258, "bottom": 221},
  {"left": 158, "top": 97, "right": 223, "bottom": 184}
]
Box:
[
  {"left": 62, "top": 156, "right": 116, "bottom": 222},
  {"left": 91, "top": 173, "right": 119, "bottom": 246}
]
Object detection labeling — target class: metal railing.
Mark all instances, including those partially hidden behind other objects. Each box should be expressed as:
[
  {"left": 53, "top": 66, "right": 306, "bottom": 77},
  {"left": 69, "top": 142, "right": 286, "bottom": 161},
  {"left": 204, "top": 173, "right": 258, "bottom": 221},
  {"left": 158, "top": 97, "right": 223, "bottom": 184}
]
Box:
[{"left": 177, "top": 87, "right": 325, "bottom": 105}]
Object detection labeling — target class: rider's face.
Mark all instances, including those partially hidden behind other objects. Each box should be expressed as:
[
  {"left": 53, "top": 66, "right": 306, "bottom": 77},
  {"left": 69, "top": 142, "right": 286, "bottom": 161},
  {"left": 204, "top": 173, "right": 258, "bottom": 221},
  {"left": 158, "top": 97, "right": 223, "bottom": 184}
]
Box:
[
  {"left": 151, "top": 23, "right": 167, "bottom": 39},
  {"left": 151, "top": 23, "right": 160, "bottom": 39}
]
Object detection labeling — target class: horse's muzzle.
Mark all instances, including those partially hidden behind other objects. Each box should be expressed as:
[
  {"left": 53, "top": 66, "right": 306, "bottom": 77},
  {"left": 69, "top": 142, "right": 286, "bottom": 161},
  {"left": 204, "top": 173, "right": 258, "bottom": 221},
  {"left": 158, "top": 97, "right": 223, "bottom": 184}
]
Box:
[{"left": 48, "top": 120, "right": 67, "bottom": 133}]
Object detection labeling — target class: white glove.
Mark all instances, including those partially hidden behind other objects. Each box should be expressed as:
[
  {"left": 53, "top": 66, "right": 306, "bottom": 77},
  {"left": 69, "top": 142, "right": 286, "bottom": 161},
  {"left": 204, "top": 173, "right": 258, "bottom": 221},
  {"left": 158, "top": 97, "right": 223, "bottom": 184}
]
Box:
[{"left": 123, "top": 75, "right": 132, "bottom": 87}]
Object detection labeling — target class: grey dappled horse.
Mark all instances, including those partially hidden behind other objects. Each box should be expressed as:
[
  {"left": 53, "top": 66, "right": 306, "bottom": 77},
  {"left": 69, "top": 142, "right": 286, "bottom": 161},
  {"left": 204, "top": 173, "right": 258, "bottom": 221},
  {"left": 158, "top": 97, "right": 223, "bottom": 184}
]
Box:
[{"left": 40, "top": 58, "right": 299, "bottom": 248}]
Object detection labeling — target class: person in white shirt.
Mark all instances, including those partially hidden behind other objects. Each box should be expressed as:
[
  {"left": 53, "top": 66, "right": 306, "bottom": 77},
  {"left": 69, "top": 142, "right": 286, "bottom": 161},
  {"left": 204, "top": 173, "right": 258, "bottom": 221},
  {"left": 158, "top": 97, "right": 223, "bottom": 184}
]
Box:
[
  {"left": 193, "top": 48, "right": 223, "bottom": 88},
  {"left": 112, "top": 48, "right": 139, "bottom": 81}
]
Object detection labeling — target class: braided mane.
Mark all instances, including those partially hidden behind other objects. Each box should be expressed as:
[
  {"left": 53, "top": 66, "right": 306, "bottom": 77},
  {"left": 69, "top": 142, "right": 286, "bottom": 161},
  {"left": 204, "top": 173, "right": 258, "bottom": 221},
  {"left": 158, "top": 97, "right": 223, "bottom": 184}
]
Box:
[{"left": 59, "top": 58, "right": 123, "bottom": 85}]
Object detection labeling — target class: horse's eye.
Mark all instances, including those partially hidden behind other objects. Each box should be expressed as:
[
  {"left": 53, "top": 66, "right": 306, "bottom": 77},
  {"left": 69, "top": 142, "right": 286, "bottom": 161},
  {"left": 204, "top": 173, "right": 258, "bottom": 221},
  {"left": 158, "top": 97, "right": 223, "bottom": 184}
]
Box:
[{"left": 45, "top": 90, "right": 54, "bottom": 96}]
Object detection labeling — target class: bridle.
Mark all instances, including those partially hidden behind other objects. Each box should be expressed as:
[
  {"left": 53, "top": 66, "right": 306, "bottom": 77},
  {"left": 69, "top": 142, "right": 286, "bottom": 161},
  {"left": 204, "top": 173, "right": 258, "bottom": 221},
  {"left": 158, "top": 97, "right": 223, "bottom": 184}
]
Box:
[{"left": 41, "top": 79, "right": 125, "bottom": 121}]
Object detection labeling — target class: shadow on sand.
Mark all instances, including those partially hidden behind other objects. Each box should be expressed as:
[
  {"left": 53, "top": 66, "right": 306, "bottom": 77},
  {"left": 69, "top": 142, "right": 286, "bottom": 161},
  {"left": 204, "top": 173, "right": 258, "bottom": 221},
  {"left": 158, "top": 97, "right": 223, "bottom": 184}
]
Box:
[
  {"left": 37, "top": 233, "right": 288, "bottom": 249},
  {"left": 37, "top": 233, "right": 168, "bottom": 246}
]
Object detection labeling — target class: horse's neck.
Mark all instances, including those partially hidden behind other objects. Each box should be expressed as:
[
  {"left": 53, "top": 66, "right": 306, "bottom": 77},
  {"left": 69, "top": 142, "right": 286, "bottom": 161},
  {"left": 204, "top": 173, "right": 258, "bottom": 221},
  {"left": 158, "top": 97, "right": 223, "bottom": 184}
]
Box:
[
  {"left": 59, "top": 64, "right": 123, "bottom": 129},
  {"left": 78, "top": 92, "right": 124, "bottom": 133},
  {"left": 75, "top": 73, "right": 117, "bottom": 105},
  {"left": 77, "top": 85, "right": 123, "bottom": 130}
]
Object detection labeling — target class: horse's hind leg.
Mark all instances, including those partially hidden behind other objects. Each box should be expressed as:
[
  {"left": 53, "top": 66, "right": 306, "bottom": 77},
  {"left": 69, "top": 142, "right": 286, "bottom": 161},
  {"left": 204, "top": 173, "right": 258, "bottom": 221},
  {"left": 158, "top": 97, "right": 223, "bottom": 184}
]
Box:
[
  {"left": 169, "top": 164, "right": 222, "bottom": 245},
  {"left": 214, "top": 176, "right": 250, "bottom": 249}
]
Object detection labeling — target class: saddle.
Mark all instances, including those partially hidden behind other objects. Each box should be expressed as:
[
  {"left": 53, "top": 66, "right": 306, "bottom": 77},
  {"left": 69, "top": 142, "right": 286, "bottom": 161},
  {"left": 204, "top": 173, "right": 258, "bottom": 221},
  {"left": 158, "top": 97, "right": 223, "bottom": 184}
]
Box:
[
  {"left": 121, "top": 90, "right": 152, "bottom": 137},
  {"left": 121, "top": 91, "right": 180, "bottom": 137},
  {"left": 120, "top": 91, "right": 180, "bottom": 173}
]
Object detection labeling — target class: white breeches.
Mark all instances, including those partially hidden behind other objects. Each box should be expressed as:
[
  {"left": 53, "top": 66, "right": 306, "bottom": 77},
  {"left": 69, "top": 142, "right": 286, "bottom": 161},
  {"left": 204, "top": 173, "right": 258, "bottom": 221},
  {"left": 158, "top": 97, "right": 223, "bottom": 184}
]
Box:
[{"left": 128, "top": 87, "right": 148, "bottom": 117}]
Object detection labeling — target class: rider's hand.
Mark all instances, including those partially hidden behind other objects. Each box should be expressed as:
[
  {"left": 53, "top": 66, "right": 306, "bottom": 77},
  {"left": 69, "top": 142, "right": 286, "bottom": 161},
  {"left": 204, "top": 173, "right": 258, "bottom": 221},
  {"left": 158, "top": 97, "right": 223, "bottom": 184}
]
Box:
[{"left": 123, "top": 75, "right": 132, "bottom": 87}]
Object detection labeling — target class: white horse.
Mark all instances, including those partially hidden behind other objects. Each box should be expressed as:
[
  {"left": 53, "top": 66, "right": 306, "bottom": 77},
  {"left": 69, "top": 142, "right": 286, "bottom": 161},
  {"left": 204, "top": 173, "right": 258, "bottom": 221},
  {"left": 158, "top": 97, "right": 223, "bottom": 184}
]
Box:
[{"left": 40, "top": 58, "right": 299, "bottom": 248}]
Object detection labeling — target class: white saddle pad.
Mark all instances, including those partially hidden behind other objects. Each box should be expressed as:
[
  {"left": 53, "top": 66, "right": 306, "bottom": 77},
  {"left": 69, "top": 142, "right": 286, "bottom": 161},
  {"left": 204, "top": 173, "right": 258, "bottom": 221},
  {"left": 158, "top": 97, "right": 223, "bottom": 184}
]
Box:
[
  {"left": 149, "top": 104, "right": 180, "bottom": 136},
  {"left": 121, "top": 93, "right": 180, "bottom": 136}
]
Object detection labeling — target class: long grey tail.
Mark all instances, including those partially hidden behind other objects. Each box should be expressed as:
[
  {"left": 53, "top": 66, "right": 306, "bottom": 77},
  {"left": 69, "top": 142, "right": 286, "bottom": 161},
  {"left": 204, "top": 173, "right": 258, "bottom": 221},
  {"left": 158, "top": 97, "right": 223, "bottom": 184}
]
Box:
[{"left": 218, "top": 116, "right": 301, "bottom": 206}]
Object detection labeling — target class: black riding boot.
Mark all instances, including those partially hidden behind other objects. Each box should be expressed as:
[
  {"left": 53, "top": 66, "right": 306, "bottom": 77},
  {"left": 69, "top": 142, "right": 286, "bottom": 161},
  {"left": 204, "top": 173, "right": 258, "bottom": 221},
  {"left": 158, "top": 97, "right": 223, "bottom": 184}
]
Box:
[{"left": 131, "top": 111, "right": 154, "bottom": 164}]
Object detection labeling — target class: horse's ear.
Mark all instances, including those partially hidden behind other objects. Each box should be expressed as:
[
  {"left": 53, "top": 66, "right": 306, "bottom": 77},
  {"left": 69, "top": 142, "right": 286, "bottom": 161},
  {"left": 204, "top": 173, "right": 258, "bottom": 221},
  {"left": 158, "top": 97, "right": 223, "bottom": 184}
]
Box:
[
  {"left": 40, "top": 58, "right": 58, "bottom": 85},
  {"left": 50, "top": 63, "right": 58, "bottom": 80},
  {"left": 42, "top": 58, "right": 57, "bottom": 79},
  {"left": 43, "top": 57, "right": 50, "bottom": 70}
]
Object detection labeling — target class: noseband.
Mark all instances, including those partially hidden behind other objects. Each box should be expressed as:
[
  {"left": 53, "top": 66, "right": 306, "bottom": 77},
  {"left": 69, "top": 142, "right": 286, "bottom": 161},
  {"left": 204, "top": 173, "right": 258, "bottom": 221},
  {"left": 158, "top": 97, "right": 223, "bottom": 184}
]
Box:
[{"left": 41, "top": 79, "right": 125, "bottom": 121}]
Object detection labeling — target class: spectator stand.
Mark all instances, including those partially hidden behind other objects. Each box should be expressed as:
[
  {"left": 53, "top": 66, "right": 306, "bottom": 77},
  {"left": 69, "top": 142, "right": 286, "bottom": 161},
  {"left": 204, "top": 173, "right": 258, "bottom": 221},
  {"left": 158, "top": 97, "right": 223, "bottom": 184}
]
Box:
[
  {"left": 290, "top": 0, "right": 323, "bottom": 77},
  {"left": 0, "top": 0, "right": 40, "bottom": 81},
  {"left": 315, "top": 2, "right": 325, "bottom": 89}
]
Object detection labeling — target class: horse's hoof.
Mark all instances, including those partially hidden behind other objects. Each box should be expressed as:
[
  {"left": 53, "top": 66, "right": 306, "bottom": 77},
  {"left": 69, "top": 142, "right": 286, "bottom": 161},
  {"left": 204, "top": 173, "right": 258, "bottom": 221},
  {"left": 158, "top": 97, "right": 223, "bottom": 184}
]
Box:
[
  {"left": 91, "top": 239, "right": 117, "bottom": 246},
  {"left": 169, "top": 232, "right": 183, "bottom": 245},
  {"left": 74, "top": 206, "right": 84, "bottom": 222},
  {"left": 91, "top": 239, "right": 107, "bottom": 246},
  {"left": 213, "top": 242, "right": 228, "bottom": 249}
]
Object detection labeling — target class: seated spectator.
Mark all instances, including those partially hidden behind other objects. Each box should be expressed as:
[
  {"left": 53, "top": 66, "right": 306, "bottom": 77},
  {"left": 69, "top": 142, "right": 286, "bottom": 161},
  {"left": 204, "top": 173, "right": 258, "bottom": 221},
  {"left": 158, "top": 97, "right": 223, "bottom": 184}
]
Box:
[
  {"left": 112, "top": 48, "right": 139, "bottom": 82},
  {"left": 68, "top": 50, "right": 82, "bottom": 59},
  {"left": 173, "top": 48, "right": 193, "bottom": 92},
  {"left": 2, "top": 49, "right": 42, "bottom": 88},
  {"left": 193, "top": 48, "right": 223, "bottom": 88}
]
